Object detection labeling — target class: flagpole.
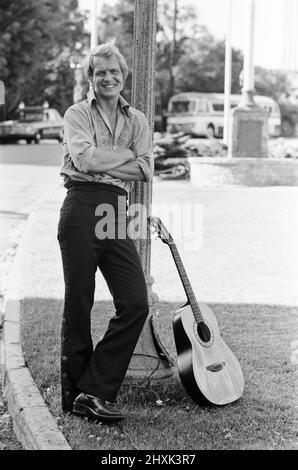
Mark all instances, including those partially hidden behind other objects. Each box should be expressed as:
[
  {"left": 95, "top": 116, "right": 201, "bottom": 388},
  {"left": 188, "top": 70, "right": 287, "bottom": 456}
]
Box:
[
  {"left": 240, "top": 0, "right": 256, "bottom": 106},
  {"left": 223, "top": 0, "right": 232, "bottom": 145},
  {"left": 91, "top": 0, "right": 98, "bottom": 49}
]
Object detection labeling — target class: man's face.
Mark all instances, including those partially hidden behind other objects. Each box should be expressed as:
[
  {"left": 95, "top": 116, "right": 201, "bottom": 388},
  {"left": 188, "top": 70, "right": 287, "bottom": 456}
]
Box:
[{"left": 91, "top": 55, "right": 124, "bottom": 100}]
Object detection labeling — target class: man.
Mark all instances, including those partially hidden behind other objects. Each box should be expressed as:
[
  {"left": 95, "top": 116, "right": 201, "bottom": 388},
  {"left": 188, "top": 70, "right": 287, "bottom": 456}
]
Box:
[{"left": 58, "top": 43, "right": 154, "bottom": 423}]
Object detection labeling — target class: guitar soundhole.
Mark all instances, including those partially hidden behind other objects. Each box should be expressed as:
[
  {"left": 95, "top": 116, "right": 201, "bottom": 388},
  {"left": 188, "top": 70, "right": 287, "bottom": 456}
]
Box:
[{"left": 197, "top": 321, "right": 211, "bottom": 343}]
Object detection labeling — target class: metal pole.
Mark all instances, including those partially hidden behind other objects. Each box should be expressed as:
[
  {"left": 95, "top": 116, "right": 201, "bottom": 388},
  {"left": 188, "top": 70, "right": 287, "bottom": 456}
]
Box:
[
  {"left": 240, "top": 0, "right": 256, "bottom": 106},
  {"left": 223, "top": 0, "right": 232, "bottom": 145},
  {"left": 91, "top": 0, "right": 98, "bottom": 49}
]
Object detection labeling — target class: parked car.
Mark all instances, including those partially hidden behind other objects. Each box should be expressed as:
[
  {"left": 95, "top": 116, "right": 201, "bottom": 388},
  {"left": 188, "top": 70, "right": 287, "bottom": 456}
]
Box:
[{"left": 0, "top": 103, "right": 64, "bottom": 144}]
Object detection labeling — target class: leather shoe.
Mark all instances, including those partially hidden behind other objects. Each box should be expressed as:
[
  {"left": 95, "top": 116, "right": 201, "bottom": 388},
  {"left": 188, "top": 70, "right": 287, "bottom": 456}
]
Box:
[{"left": 72, "top": 392, "right": 125, "bottom": 423}]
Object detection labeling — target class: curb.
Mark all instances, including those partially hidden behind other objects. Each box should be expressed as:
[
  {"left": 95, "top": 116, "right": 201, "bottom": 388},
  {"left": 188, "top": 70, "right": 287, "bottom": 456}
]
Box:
[{"left": 1, "top": 186, "right": 71, "bottom": 450}]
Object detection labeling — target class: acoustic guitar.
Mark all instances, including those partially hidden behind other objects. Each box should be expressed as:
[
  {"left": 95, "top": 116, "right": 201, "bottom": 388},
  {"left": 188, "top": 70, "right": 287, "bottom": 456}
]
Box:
[{"left": 150, "top": 216, "right": 244, "bottom": 406}]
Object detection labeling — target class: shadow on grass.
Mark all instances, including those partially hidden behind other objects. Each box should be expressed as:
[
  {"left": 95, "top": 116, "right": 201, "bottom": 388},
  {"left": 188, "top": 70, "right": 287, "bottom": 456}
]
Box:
[{"left": 21, "top": 298, "right": 298, "bottom": 450}]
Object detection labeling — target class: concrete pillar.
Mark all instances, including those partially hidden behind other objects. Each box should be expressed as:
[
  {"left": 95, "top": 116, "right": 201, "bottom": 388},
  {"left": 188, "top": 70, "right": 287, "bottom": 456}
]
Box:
[
  {"left": 124, "top": 0, "right": 175, "bottom": 384},
  {"left": 229, "top": 0, "right": 269, "bottom": 158}
]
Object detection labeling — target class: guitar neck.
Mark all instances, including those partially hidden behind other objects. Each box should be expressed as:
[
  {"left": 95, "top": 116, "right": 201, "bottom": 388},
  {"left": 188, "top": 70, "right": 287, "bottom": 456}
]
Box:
[{"left": 168, "top": 242, "right": 204, "bottom": 323}]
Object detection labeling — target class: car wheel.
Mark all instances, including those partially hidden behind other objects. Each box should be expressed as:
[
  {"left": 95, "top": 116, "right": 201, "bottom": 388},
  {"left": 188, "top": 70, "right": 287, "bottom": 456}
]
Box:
[
  {"left": 206, "top": 125, "right": 215, "bottom": 138},
  {"left": 34, "top": 132, "right": 41, "bottom": 144}
]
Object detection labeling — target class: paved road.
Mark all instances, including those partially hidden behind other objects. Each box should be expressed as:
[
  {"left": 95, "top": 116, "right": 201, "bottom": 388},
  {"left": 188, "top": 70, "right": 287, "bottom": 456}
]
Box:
[
  {"left": 0, "top": 141, "right": 61, "bottom": 294},
  {"left": 0, "top": 140, "right": 61, "bottom": 166},
  {"left": 0, "top": 212, "right": 26, "bottom": 252},
  {"left": 0, "top": 142, "right": 61, "bottom": 305}
]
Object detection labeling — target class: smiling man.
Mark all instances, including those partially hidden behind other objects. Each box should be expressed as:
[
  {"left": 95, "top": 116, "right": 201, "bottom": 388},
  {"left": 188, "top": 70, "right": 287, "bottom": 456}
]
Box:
[{"left": 58, "top": 43, "right": 154, "bottom": 423}]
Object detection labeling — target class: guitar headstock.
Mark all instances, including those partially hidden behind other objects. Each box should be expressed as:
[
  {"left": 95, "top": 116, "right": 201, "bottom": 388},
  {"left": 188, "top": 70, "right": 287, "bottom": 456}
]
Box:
[{"left": 149, "top": 216, "right": 174, "bottom": 245}]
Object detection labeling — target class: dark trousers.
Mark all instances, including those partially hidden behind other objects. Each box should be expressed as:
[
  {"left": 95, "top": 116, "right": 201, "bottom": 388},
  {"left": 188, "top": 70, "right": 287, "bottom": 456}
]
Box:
[{"left": 57, "top": 181, "right": 149, "bottom": 412}]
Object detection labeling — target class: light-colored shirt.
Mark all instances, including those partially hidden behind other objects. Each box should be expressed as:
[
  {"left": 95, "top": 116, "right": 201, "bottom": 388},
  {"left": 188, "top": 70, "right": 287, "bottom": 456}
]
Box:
[{"left": 60, "top": 88, "right": 154, "bottom": 193}]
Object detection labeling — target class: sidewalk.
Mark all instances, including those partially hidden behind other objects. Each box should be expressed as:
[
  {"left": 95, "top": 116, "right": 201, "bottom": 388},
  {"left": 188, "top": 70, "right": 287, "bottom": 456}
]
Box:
[{"left": 2, "top": 176, "right": 298, "bottom": 449}]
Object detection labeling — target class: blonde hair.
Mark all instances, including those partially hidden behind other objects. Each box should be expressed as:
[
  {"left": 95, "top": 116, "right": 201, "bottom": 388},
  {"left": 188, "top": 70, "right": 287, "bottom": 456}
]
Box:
[{"left": 84, "top": 42, "right": 129, "bottom": 81}]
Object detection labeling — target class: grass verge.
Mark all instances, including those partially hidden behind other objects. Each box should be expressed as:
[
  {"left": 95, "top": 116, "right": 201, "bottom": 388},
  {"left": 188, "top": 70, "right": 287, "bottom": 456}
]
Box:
[{"left": 21, "top": 298, "right": 298, "bottom": 450}]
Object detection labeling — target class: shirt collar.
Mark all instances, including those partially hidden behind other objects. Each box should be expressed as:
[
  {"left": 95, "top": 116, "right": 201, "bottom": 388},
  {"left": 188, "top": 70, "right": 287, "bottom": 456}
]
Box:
[{"left": 87, "top": 88, "right": 130, "bottom": 117}]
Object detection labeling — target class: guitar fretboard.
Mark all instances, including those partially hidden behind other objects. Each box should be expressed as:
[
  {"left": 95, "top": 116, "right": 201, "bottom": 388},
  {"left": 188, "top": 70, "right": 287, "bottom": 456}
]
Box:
[{"left": 168, "top": 242, "right": 204, "bottom": 324}]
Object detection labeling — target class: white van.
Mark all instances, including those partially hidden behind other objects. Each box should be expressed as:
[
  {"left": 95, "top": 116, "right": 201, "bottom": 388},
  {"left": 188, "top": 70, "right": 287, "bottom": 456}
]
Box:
[{"left": 166, "top": 92, "right": 281, "bottom": 138}]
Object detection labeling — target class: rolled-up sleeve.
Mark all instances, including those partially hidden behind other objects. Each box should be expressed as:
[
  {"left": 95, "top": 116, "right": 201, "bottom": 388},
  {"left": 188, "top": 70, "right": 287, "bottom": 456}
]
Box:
[
  {"left": 64, "top": 106, "right": 96, "bottom": 173},
  {"left": 132, "top": 113, "right": 154, "bottom": 183}
]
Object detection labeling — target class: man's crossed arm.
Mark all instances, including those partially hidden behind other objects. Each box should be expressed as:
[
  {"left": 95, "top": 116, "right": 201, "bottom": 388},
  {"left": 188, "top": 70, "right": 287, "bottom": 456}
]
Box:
[
  {"left": 64, "top": 107, "right": 152, "bottom": 182},
  {"left": 87, "top": 147, "right": 145, "bottom": 181}
]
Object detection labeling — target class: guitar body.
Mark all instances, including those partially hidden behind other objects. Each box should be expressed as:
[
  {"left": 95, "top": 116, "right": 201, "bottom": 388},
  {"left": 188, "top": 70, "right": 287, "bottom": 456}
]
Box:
[
  {"left": 149, "top": 215, "right": 244, "bottom": 406},
  {"left": 173, "top": 302, "right": 244, "bottom": 406}
]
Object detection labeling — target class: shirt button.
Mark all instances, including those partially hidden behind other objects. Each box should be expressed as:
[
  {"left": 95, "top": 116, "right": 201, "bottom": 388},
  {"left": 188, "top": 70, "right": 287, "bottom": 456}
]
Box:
[{"left": 62, "top": 356, "right": 67, "bottom": 362}]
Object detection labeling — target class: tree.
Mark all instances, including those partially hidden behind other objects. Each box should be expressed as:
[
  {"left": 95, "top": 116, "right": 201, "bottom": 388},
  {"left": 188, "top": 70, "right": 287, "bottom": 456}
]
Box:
[
  {"left": 155, "top": 0, "right": 209, "bottom": 112},
  {"left": 96, "top": 1, "right": 244, "bottom": 120},
  {"left": 253, "top": 67, "right": 296, "bottom": 136},
  {"left": 175, "top": 37, "right": 243, "bottom": 95},
  {"left": 99, "top": 0, "right": 214, "bottom": 110},
  {"left": 254, "top": 67, "right": 291, "bottom": 101},
  {"left": 155, "top": 1, "right": 243, "bottom": 113},
  {"left": 0, "top": 0, "right": 87, "bottom": 118}
]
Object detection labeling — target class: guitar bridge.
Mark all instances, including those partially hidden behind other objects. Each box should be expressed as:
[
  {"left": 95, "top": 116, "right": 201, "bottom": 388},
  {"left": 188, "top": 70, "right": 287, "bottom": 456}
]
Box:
[{"left": 206, "top": 362, "right": 226, "bottom": 372}]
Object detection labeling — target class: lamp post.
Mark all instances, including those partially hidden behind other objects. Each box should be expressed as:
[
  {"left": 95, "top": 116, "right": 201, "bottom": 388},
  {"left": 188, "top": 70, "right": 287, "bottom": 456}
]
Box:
[
  {"left": 124, "top": 0, "right": 174, "bottom": 384},
  {"left": 69, "top": 52, "right": 83, "bottom": 104}
]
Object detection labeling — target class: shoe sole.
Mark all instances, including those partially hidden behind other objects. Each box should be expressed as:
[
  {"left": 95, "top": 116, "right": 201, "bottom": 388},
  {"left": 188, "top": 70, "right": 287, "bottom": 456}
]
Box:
[{"left": 72, "top": 402, "right": 125, "bottom": 423}]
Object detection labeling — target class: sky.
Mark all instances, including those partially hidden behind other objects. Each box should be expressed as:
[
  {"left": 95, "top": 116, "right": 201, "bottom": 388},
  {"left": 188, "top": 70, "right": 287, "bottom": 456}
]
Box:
[
  {"left": 197, "top": 0, "right": 284, "bottom": 70},
  {"left": 79, "top": 0, "right": 285, "bottom": 70}
]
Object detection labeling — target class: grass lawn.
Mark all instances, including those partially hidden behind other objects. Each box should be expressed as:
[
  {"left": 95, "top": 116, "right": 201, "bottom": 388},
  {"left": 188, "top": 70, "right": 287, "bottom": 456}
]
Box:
[{"left": 21, "top": 297, "right": 298, "bottom": 450}]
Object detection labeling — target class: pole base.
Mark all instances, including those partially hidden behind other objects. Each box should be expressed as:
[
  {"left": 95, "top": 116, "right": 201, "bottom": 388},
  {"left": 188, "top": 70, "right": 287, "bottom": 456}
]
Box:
[
  {"left": 123, "top": 307, "right": 175, "bottom": 386},
  {"left": 239, "top": 89, "right": 257, "bottom": 108}
]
